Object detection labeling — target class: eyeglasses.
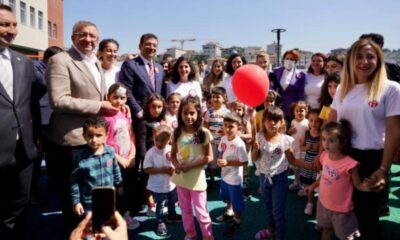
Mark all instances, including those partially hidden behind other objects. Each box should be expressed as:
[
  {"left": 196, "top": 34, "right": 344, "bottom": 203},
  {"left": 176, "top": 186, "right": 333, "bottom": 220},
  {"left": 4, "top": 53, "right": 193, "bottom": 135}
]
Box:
[{"left": 74, "top": 32, "right": 98, "bottom": 40}]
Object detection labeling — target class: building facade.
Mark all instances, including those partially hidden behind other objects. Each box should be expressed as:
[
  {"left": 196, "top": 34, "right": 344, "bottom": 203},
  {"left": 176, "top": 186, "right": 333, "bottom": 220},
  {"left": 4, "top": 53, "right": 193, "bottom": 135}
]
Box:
[
  {"left": 47, "top": 0, "right": 63, "bottom": 48},
  {"left": 244, "top": 46, "right": 262, "bottom": 63},
  {"left": 3, "top": 0, "right": 64, "bottom": 58},
  {"left": 202, "top": 41, "right": 222, "bottom": 59}
]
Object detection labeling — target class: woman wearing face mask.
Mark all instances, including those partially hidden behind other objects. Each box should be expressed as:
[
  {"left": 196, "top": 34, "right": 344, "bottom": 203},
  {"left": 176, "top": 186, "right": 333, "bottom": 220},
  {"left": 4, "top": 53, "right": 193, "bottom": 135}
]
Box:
[{"left": 270, "top": 49, "right": 306, "bottom": 121}]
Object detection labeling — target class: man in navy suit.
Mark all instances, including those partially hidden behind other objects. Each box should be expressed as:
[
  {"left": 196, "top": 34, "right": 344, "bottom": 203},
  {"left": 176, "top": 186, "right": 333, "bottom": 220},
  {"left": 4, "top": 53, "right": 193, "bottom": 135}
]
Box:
[
  {"left": 0, "top": 4, "right": 39, "bottom": 239},
  {"left": 119, "top": 33, "right": 165, "bottom": 215}
]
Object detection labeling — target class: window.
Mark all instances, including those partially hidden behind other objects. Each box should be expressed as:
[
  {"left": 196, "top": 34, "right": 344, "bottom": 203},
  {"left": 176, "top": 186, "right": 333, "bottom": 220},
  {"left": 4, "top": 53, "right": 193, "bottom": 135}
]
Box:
[
  {"left": 9, "top": 0, "right": 15, "bottom": 13},
  {"left": 48, "top": 21, "right": 51, "bottom": 37},
  {"left": 53, "top": 23, "right": 57, "bottom": 39},
  {"left": 20, "top": 1, "right": 26, "bottom": 24},
  {"left": 38, "top": 11, "right": 43, "bottom": 30},
  {"left": 30, "top": 6, "right": 35, "bottom": 27}
]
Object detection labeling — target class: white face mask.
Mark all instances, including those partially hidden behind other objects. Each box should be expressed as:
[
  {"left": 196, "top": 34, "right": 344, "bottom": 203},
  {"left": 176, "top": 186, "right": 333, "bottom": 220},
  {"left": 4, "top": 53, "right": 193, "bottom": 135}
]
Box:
[{"left": 283, "top": 60, "right": 295, "bottom": 70}]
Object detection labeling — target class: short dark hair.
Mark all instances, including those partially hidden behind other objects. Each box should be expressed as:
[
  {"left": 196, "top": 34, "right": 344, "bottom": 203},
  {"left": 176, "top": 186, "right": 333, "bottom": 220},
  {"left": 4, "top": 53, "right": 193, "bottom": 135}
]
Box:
[
  {"left": 72, "top": 21, "right": 98, "bottom": 35},
  {"left": 211, "top": 86, "right": 227, "bottom": 99},
  {"left": 223, "top": 112, "right": 242, "bottom": 125},
  {"left": 0, "top": 4, "right": 13, "bottom": 12},
  {"left": 153, "top": 125, "right": 172, "bottom": 141},
  {"left": 139, "top": 33, "right": 158, "bottom": 46},
  {"left": 326, "top": 54, "right": 345, "bottom": 67},
  {"left": 359, "top": 33, "right": 384, "bottom": 48},
  {"left": 83, "top": 116, "right": 109, "bottom": 134},
  {"left": 307, "top": 52, "right": 327, "bottom": 74},
  {"left": 98, "top": 38, "right": 119, "bottom": 52},
  {"left": 107, "top": 82, "right": 128, "bottom": 97},
  {"left": 282, "top": 49, "right": 300, "bottom": 62},
  {"left": 43, "top": 46, "right": 63, "bottom": 61}
]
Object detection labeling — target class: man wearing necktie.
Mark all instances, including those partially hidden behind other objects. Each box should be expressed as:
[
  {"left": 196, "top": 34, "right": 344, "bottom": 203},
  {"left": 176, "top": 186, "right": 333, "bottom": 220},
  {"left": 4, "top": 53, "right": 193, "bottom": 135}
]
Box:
[
  {"left": 119, "top": 33, "right": 165, "bottom": 215},
  {"left": 0, "top": 4, "right": 40, "bottom": 239}
]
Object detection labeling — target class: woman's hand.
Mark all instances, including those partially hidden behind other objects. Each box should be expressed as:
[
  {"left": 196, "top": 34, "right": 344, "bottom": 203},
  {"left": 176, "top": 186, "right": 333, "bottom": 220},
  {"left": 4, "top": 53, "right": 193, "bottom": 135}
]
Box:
[
  {"left": 69, "top": 211, "right": 92, "bottom": 240},
  {"left": 364, "top": 168, "right": 387, "bottom": 191},
  {"left": 101, "top": 211, "right": 128, "bottom": 240}
]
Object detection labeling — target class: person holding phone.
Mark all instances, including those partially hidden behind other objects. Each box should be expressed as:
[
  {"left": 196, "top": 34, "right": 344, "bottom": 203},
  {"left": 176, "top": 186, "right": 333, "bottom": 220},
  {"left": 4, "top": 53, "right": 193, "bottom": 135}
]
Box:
[
  {"left": 70, "top": 211, "right": 128, "bottom": 240},
  {"left": 70, "top": 117, "right": 123, "bottom": 216}
]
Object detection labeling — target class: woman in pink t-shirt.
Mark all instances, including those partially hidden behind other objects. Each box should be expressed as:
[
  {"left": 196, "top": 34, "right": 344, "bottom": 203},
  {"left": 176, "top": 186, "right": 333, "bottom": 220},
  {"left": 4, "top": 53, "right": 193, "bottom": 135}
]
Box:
[{"left": 305, "top": 121, "right": 371, "bottom": 240}]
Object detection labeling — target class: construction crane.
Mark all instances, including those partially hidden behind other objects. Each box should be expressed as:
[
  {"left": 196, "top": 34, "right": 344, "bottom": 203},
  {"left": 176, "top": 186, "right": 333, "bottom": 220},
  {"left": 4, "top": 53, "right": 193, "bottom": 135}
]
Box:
[{"left": 171, "top": 38, "right": 196, "bottom": 50}]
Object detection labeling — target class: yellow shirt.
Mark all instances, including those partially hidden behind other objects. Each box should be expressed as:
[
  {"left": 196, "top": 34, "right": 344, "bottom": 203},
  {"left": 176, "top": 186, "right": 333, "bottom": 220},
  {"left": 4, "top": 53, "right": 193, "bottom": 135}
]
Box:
[
  {"left": 171, "top": 128, "right": 212, "bottom": 191},
  {"left": 319, "top": 105, "right": 331, "bottom": 121}
]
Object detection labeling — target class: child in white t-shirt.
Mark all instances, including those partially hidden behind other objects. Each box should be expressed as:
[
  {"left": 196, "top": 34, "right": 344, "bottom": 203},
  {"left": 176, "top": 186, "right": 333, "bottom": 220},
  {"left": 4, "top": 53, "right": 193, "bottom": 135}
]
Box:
[
  {"left": 287, "top": 101, "right": 309, "bottom": 191},
  {"left": 144, "top": 125, "right": 181, "bottom": 236},
  {"left": 216, "top": 113, "right": 248, "bottom": 237}
]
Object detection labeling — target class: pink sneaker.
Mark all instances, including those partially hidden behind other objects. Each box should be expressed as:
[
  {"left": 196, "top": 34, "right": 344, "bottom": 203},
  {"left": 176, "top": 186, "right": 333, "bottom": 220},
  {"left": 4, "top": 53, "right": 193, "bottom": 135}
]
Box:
[
  {"left": 255, "top": 228, "right": 273, "bottom": 240},
  {"left": 304, "top": 202, "right": 314, "bottom": 215}
]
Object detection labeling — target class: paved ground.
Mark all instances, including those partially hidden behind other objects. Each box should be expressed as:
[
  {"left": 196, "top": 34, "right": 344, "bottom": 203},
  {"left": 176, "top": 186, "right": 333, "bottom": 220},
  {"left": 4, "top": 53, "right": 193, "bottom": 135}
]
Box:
[{"left": 27, "top": 163, "right": 400, "bottom": 240}]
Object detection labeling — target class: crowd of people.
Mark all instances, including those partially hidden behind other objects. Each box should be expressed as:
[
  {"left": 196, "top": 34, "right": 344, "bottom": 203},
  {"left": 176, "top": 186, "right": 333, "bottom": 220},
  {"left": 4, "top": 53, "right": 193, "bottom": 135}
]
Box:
[{"left": 1, "top": 4, "right": 400, "bottom": 240}]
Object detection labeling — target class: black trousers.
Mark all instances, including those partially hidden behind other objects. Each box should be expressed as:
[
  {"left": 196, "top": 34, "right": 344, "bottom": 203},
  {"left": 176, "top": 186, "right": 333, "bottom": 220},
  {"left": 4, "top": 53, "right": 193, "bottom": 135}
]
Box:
[
  {"left": 349, "top": 148, "right": 385, "bottom": 240},
  {"left": 0, "top": 139, "right": 33, "bottom": 240},
  {"left": 129, "top": 117, "right": 149, "bottom": 214},
  {"left": 46, "top": 141, "right": 86, "bottom": 238}
]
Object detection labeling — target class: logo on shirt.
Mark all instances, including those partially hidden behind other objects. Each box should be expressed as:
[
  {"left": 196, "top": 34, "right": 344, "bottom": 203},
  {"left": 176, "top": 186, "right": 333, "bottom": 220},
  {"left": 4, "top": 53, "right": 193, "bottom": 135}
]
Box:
[
  {"left": 323, "top": 165, "right": 340, "bottom": 181},
  {"left": 368, "top": 100, "right": 378, "bottom": 108},
  {"left": 229, "top": 144, "right": 237, "bottom": 151},
  {"left": 107, "top": 159, "right": 113, "bottom": 167},
  {"left": 274, "top": 147, "right": 282, "bottom": 155},
  {"left": 192, "top": 137, "right": 200, "bottom": 145},
  {"left": 165, "top": 151, "right": 171, "bottom": 161}
]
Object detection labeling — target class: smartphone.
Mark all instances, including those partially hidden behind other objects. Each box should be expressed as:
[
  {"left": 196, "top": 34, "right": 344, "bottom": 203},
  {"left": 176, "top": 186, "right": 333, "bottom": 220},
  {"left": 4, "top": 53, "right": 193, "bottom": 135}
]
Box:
[{"left": 91, "top": 186, "right": 116, "bottom": 232}]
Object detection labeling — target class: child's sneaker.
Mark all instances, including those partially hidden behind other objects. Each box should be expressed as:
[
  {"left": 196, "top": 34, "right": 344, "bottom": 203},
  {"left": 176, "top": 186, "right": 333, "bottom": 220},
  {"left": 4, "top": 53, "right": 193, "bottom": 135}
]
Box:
[
  {"left": 215, "top": 209, "right": 234, "bottom": 222},
  {"left": 125, "top": 216, "right": 140, "bottom": 230},
  {"left": 147, "top": 205, "right": 156, "bottom": 217},
  {"left": 165, "top": 214, "right": 182, "bottom": 224},
  {"left": 288, "top": 181, "right": 300, "bottom": 191},
  {"left": 254, "top": 228, "right": 273, "bottom": 240},
  {"left": 304, "top": 202, "right": 314, "bottom": 215},
  {"left": 155, "top": 221, "right": 168, "bottom": 236},
  {"left": 223, "top": 219, "right": 240, "bottom": 237}
]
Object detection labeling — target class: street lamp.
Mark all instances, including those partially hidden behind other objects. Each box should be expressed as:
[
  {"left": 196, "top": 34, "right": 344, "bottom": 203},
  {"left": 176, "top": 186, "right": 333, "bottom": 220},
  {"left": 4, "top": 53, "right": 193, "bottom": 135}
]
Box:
[{"left": 271, "top": 28, "right": 286, "bottom": 66}]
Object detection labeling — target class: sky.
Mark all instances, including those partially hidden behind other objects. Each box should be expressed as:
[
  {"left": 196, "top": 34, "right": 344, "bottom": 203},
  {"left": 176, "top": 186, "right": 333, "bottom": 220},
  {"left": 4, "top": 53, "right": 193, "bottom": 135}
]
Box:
[{"left": 63, "top": 0, "right": 400, "bottom": 55}]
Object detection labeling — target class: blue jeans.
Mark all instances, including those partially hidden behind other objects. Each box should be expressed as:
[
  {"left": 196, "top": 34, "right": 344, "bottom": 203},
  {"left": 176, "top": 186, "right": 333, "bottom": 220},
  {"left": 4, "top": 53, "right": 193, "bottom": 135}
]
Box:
[
  {"left": 259, "top": 170, "right": 288, "bottom": 240},
  {"left": 152, "top": 189, "right": 178, "bottom": 222}
]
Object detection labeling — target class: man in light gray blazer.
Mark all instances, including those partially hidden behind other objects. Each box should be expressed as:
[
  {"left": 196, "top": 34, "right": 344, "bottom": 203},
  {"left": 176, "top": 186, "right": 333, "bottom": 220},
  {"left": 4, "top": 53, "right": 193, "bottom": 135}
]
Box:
[
  {"left": 46, "top": 20, "right": 118, "bottom": 235},
  {"left": 0, "top": 4, "right": 39, "bottom": 239}
]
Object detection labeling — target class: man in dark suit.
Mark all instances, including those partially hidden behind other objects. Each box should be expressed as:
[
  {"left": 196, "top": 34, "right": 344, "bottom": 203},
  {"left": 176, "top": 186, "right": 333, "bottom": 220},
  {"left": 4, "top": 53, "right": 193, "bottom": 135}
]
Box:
[
  {"left": 0, "top": 4, "right": 39, "bottom": 239},
  {"left": 119, "top": 33, "right": 165, "bottom": 215}
]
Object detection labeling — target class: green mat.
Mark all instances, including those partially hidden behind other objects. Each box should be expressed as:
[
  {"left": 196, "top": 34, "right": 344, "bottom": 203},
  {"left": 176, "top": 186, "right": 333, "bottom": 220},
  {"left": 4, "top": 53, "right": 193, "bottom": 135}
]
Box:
[{"left": 136, "top": 163, "right": 400, "bottom": 240}]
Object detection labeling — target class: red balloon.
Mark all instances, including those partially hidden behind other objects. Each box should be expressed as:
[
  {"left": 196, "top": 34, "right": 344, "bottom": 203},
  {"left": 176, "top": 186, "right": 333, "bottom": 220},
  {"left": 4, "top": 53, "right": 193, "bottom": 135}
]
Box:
[{"left": 232, "top": 64, "right": 269, "bottom": 107}]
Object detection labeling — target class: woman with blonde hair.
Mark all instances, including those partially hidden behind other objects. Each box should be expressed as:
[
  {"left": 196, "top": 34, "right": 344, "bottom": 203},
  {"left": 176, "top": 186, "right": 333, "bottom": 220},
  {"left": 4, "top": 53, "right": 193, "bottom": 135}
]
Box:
[{"left": 329, "top": 39, "right": 400, "bottom": 240}]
